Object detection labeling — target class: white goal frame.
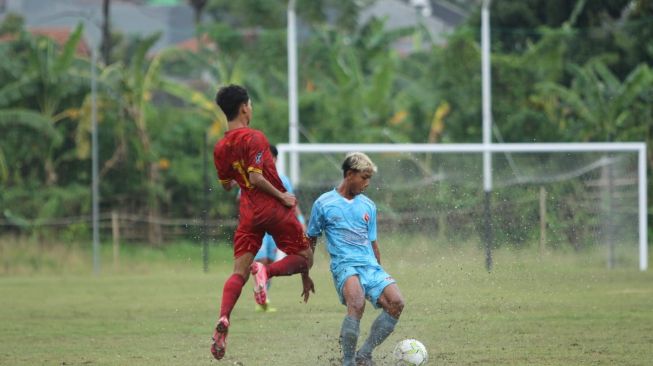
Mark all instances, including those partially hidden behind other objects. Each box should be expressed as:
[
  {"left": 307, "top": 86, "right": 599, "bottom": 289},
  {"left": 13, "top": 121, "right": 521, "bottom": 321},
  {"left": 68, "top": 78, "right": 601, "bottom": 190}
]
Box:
[{"left": 278, "top": 142, "right": 648, "bottom": 271}]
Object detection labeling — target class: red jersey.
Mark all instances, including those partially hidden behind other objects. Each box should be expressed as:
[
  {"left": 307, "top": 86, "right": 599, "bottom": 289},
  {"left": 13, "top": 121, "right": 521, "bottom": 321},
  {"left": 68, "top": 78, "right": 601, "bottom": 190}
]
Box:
[{"left": 213, "top": 127, "right": 286, "bottom": 212}]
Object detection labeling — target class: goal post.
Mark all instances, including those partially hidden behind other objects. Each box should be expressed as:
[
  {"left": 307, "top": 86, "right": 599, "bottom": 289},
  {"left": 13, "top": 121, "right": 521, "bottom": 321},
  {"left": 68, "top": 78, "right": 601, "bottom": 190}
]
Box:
[{"left": 277, "top": 142, "right": 648, "bottom": 271}]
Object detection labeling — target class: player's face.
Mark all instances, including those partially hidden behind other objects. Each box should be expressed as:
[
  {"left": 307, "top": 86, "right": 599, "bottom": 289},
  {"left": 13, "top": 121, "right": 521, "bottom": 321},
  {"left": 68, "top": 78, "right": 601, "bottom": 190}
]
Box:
[
  {"left": 243, "top": 99, "right": 253, "bottom": 125},
  {"left": 348, "top": 170, "right": 373, "bottom": 196}
]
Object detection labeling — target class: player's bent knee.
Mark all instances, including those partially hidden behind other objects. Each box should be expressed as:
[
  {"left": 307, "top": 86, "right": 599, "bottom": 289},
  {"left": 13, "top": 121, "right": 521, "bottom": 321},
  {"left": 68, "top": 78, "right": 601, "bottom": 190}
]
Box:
[
  {"left": 382, "top": 293, "right": 404, "bottom": 318},
  {"left": 395, "top": 298, "right": 405, "bottom": 313},
  {"left": 389, "top": 298, "right": 404, "bottom": 317},
  {"left": 347, "top": 300, "right": 365, "bottom": 318}
]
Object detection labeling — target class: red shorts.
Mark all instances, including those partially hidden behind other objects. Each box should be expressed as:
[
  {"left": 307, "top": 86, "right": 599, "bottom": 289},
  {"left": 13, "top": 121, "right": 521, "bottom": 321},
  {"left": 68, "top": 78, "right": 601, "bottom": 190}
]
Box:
[{"left": 233, "top": 203, "right": 308, "bottom": 259}]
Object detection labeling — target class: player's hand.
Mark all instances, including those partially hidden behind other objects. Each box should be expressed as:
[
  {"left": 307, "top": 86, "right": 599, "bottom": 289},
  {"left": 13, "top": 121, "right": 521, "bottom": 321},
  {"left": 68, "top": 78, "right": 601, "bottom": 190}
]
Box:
[
  {"left": 301, "top": 273, "right": 315, "bottom": 303},
  {"left": 280, "top": 192, "right": 297, "bottom": 208}
]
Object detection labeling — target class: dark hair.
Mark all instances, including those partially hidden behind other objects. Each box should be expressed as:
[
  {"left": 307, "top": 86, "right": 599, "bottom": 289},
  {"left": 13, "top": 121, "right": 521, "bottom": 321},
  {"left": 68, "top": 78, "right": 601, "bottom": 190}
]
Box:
[
  {"left": 215, "top": 84, "right": 249, "bottom": 121},
  {"left": 269, "top": 145, "right": 278, "bottom": 157}
]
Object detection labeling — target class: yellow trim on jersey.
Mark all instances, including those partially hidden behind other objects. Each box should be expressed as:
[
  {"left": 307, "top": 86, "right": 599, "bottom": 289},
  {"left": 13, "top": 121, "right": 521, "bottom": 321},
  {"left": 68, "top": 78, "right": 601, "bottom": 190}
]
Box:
[
  {"left": 247, "top": 167, "right": 263, "bottom": 174},
  {"left": 219, "top": 179, "right": 231, "bottom": 184}
]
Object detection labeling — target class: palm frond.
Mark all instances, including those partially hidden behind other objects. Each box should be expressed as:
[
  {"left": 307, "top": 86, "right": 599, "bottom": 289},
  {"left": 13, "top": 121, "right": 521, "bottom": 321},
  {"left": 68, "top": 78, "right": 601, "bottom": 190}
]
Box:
[
  {"left": 0, "top": 109, "right": 62, "bottom": 145},
  {"left": 53, "top": 23, "right": 84, "bottom": 74}
]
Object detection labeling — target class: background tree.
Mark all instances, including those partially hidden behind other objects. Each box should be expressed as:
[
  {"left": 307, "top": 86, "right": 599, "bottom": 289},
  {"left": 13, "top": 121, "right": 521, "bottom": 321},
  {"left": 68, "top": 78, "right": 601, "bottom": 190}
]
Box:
[{"left": 188, "top": 0, "right": 208, "bottom": 25}]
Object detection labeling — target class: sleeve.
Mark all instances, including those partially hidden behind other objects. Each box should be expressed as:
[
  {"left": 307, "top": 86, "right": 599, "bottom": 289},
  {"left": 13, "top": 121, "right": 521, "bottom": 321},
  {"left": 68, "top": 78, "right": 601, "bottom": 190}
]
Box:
[
  {"left": 306, "top": 200, "right": 324, "bottom": 238},
  {"left": 368, "top": 203, "right": 377, "bottom": 242},
  {"left": 245, "top": 131, "right": 270, "bottom": 175},
  {"left": 213, "top": 145, "right": 232, "bottom": 184}
]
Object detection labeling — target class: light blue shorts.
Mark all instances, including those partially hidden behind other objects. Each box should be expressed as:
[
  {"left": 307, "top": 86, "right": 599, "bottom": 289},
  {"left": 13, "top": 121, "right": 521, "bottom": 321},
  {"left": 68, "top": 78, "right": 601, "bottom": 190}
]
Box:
[
  {"left": 254, "top": 234, "right": 278, "bottom": 261},
  {"left": 333, "top": 265, "right": 395, "bottom": 309}
]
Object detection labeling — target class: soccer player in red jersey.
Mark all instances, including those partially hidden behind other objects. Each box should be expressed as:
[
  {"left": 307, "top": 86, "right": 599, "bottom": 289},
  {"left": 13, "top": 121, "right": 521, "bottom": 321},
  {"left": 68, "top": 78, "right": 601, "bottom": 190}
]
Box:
[{"left": 210, "top": 84, "right": 315, "bottom": 360}]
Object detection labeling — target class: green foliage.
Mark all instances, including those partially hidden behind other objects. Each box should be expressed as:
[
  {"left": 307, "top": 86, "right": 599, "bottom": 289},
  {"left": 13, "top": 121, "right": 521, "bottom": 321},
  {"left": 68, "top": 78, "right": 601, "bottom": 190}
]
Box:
[
  {"left": 0, "top": 12, "right": 24, "bottom": 35},
  {"left": 1, "top": 0, "right": 652, "bottom": 251},
  {"left": 537, "top": 61, "right": 652, "bottom": 142}
]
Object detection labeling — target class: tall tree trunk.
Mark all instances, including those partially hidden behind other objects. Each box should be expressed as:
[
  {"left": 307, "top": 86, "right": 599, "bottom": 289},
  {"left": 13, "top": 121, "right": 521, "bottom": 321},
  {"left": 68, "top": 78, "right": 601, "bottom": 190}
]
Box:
[
  {"left": 101, "top": 0, "right": 111, "bottom": 65},
  {"left": 188, "top": 0, "right": 208, "bottom": 26},
  {"left": 136, "top": 127, "right": 162, "bottom": 246}
]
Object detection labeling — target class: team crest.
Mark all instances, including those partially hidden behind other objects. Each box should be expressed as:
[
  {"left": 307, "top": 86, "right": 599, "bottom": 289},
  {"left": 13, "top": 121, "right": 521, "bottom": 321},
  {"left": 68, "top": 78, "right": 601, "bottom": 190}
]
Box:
[
  {"left": 364, "top": 213, "right": 370, "bottom": 222},
  {"left": 255, "top": 151, "right": 263, "bottom": 164}
]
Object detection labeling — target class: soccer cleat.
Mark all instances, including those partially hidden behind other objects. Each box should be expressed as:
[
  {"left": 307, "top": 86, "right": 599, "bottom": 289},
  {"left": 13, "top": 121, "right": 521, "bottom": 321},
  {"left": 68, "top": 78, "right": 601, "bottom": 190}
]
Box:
[
  {"left": 254, "top": 298, "right": 277, "bottom": 313},
  {"left": 210, "top": 316, "right": 229, "bottom": 360},
  {"left": 355, "top": 352, "right": 376, "bottom": 366},
  {"left": 250, "top": 262, "right": 268, "bottom": 306}
]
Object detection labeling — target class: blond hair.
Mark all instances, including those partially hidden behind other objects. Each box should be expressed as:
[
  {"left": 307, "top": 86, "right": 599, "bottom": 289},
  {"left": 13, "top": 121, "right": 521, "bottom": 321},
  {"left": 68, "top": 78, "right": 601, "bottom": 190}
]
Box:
[{"left": 341, "top": 152, "right": 378, "bottom": 176}]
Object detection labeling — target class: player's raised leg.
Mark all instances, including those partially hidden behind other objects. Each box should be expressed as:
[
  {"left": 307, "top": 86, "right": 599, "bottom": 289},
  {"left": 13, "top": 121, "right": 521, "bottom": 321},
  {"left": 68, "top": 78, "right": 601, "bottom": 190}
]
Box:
[
  {"left": 250, "top": 260, "right": 269, "bottom": 306},
  {"left": 264, "top": 211, "right": 315, "bottom": 301}
]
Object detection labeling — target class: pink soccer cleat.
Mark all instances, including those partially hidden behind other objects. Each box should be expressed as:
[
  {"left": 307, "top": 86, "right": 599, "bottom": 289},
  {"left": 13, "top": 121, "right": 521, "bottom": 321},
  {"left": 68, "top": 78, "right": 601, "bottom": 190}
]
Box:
[
  {"left": 250, "top": 262, "right": 268, "bottom": 306},
  {"left": 210, "top": 316, "right": 229, "bottom": 360}
]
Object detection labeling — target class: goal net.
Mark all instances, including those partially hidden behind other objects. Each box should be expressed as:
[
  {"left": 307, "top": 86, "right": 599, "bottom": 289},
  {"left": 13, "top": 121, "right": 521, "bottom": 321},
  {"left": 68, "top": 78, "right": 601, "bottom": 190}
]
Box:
[{"left": 277, "top": 143, "right": 647, "bottom": 270}]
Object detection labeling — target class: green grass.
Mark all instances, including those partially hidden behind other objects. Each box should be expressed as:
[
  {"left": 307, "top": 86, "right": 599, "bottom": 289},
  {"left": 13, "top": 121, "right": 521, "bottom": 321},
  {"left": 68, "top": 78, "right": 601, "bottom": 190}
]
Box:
[{"left": 1, "top": 237, "right": 652, "bottom": 365}]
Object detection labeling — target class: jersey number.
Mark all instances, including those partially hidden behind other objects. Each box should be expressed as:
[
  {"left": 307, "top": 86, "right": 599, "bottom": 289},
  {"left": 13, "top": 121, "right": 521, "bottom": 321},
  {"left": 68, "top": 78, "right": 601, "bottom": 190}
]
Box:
[{"left": 232, "top": 160, "right": 252, "bottom": 189}]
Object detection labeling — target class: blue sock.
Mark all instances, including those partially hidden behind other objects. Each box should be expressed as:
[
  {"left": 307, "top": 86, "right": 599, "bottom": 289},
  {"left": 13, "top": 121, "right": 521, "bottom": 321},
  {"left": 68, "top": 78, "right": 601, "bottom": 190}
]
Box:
[
  {"left": 357, "top": 311, "right": 398, "bottom": 359},
  {"left": 340, "top": 315, "right": 360, "bottom": 366}
]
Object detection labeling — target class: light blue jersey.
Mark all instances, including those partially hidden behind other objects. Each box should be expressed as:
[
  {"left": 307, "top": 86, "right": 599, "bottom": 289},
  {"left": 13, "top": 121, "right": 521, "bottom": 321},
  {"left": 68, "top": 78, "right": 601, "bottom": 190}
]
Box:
[
  {"left": 307, "top": 189, "right": 393, "bottom": 308},
  {"left": 307, "top": 189, "right": 378, "bottom": 273},
  {"left": 279, "top": 174, "right": 293, "bottom": 195}
]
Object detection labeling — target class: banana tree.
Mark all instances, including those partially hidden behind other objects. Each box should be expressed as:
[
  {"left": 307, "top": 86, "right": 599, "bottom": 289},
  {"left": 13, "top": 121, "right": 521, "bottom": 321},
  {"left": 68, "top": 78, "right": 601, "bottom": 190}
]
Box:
[
  {"left": 536, "top": 60, "right": 652, "bottom": 142},
  {"left": 0, "top": 24, "right": 87, "bottom": 186},
  {"left": 106, "top": 34, "right": 168, "bottom": 245},
  {"left": 299, "top": 18, "right": 422, "bottom": 143},
  {"left": 0, "top": 110, "right": 63, "bottom": 184},
  {"left": 73, "top": 33, "right": 172, "bottom": 245}
]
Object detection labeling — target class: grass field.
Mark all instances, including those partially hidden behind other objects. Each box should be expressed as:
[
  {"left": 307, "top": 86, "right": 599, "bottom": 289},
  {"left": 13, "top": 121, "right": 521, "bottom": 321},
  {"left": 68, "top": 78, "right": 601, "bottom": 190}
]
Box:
[{"left": 1, "top": 237, "right": 652, "bottom": 365}]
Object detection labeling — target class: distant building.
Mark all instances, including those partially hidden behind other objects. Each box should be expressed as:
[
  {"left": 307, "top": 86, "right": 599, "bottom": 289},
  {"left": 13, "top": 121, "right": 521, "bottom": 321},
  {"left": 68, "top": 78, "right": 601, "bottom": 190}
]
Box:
[
  {"left": 0, "top": 26, "right": 91, "bottom": 56},
  {"left": 360, "top": 0, "right": 468, "bottom": 50},
  {"left": 0, "top": 0, "right": 194, "bottom": 52},
  {"left": 0, "top": 0, "right": 467, "bottom": 56}
]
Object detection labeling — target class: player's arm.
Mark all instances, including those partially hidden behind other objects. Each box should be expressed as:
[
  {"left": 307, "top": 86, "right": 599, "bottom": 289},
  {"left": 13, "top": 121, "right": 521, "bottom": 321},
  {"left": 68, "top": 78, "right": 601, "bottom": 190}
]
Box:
[
  {"left": 305, "top": 204, "right": 322, "bottom": 253},
  {"left": 220, "top": 180, "right": 238, "bottom": 191},
  {"left": 307, "top": 235, "right": 318, "bottom": 253},
  {"left": 372, "top": 240, "right": 381, "bottom": 265},
  {"left": 249, "top": 171, "right": 296, "bottom": 207}
]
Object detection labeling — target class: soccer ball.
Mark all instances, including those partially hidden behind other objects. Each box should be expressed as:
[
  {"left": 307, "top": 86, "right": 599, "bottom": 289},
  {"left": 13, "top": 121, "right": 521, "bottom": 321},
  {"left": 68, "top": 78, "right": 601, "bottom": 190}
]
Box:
[{"left": 392, "top": 339, "right": 428, "bottom": 365}]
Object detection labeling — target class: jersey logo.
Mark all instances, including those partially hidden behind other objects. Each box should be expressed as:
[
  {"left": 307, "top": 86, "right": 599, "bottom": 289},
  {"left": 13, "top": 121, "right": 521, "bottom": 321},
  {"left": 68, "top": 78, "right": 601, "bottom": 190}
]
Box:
[
  {"left": 255, "top": 151, "right": 263, "bottom": 164},
  {"left": 363, "top": 213, "right": 370, "bottom": 222}
]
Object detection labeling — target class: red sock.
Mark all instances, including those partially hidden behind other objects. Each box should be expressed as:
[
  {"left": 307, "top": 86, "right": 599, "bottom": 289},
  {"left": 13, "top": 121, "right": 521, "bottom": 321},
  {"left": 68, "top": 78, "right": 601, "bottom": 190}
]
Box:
[
  {"left": 267, "top": 254, "right": 308, "bottom": 277},
  {"left": 219, "top": 274, "right": 246, "bottom": 319}
]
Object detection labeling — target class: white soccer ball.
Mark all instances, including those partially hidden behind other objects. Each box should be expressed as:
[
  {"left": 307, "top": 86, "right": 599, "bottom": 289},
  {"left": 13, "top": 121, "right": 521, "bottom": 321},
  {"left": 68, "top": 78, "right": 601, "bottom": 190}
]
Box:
[{"left": 392, "top": 339, "right": 428, "bottom": 365}]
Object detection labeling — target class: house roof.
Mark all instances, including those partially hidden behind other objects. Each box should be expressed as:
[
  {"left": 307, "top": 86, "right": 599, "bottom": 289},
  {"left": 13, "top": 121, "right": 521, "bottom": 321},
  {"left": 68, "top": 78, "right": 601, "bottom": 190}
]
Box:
[
  {"left": 173, "top": 33, "right": 216, "bottom": 53},
  {"left": 0, "top": 26, "right": 91, "bottom": 56}
]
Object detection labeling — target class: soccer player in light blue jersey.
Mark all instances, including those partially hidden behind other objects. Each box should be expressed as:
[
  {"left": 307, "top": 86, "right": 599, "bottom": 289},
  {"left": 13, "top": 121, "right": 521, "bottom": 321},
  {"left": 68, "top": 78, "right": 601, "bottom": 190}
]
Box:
[{"left": 307, "top": 152, "right": 404, "bottom": 366}]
